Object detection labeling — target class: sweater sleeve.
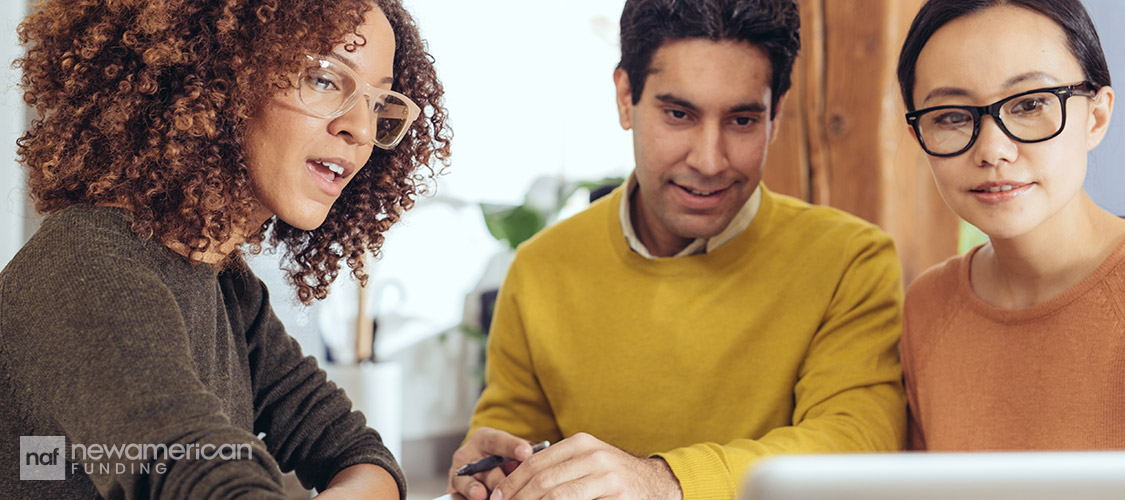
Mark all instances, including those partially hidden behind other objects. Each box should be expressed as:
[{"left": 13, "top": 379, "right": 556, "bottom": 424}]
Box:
[
  {"left": 467, "top": 254, "right": 564, "bottom": 444},
  {"left": 1, "top": 257, "right": 288, "bottom": 499},
  {"left": 653, "top": 228, "right": 907, "bottom": 500},
  {"left": 223, "top": 267, "right": 406, "bottom": 497}
]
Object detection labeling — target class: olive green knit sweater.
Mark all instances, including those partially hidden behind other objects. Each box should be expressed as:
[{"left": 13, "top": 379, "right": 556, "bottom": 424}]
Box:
[{"left": 0, "top": 205, "right": 404, "bottom": 499}]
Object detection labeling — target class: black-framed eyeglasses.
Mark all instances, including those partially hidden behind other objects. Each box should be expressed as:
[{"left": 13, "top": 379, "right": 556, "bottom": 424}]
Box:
[{"left": 905, "top": 82, "right": 1095, "bottom": 157}]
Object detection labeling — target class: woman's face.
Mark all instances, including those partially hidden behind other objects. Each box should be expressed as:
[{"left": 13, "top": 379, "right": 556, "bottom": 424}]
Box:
[
  {"left": 243, "top": 7, "right": 396, "bottom": 230},
  {"left": 912, "top": 5, "right": 1113, "bottom": 241}
]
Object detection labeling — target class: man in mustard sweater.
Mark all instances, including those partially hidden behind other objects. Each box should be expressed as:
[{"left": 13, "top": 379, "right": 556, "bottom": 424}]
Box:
[{"left": 448, "top": 1, "right": 906, "bottom": 500}]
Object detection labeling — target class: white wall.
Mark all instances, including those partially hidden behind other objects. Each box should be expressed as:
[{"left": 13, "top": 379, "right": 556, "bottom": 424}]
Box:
[{"left": 0, "top": 0, "right": 28, "bottom": 269}]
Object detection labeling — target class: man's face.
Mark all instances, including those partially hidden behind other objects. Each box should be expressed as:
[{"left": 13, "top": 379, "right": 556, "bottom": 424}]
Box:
[{"left": 615, "top": 38, "right": 782, "bottom": 257}]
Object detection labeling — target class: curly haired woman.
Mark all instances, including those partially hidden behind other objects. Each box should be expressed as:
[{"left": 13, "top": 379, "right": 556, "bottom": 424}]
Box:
[{"left": 0, "top": 0, "right": 450, "bottom": 498}]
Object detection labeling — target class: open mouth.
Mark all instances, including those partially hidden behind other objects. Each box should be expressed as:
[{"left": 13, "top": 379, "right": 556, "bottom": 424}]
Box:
[{"left": 308, "top": 160, "right": 346, "bottom": 183}]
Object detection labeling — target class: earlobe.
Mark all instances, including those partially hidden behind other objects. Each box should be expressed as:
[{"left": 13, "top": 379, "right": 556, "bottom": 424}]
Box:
[
  {"left": 1087, "top": 85, "right": 1115, "bottom": 151},
  {"left": 613, "top": 68, "right": 634, "bottom": 130}
]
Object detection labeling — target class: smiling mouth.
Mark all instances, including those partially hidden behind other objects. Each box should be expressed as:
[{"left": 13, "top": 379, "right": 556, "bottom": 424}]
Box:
[
  {"left": 677, "top": 184, "right": 728, "bottom": 197},
  {"left": 970, "top": 184, "right": 1026, "bottom": 193}
]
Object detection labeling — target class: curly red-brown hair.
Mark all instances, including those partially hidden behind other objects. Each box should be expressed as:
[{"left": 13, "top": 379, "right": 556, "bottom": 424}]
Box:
[{"left": 16, "top": 0, "right": 451, "bottom": 303}]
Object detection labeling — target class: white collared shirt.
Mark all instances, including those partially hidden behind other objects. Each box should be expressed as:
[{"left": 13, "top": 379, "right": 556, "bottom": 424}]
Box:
[{"left": 618, "top": 174, "right": 762, "bottom": 259}]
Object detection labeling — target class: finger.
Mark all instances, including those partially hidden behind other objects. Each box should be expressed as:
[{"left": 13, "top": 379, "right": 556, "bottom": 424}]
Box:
[
  {"left": 480, "top": 465, "right": 509, "bottom": 490},
  {"left": 450, "top": 474, "right": 490, "bottom": 500},
  {"left": 506, "top": 455, "right": 594, "bottom": 500},
  {"left": 474, "top": 427, "right": 535, "bottom": 460},
  {"left": 498, "top": 436, "right": 597, "bottom": 500}
]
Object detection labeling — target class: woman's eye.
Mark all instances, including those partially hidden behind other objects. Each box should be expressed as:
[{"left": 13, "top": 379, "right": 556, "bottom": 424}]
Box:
[
  {"left": 933, "top": 111, "right": 972, "bottom": 127},
  {"left": 304, "top": 71, "right": 342, "bottom": 92},
  {"left": 1009, "top": 96, "right": 1049, "bottom": 115}
]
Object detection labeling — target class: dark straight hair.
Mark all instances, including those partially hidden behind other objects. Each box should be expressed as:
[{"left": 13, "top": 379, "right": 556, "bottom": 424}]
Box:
[
  {"left": 617, "top": 0, "right": 800, "bottom": 119},
  {"left": 897, "top": 0, "right": 1111, "bottom": 111}
]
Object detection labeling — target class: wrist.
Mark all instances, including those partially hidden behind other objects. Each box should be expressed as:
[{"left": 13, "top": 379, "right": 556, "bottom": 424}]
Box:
[{"left": 645, "top": 457, "right": 683, "bottom": 500}]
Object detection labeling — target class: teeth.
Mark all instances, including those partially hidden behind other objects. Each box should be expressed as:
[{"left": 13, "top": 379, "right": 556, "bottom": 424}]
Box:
[
  {"left": 321, "top": 162, "right": 345, "bottom": 175},
  {"left": 986, "top": 185, "right": 1016, "bottom": 193},
  {"left": 688, "top": 188, "right": 716, "bottom": 196}
]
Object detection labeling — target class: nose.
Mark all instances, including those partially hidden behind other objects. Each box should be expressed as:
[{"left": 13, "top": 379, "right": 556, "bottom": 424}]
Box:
[
  {"left": 327, "top": 96, "right": 375, "bottom": 145},
  {"left": 970, "top": 114, "right": 1018, "bottom": 167},
  {"left": 685, "top": 121, "right": 727, "bottom": 176}
]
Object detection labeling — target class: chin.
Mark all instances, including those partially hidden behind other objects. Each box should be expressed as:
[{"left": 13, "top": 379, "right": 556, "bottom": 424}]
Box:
[{"left": 277, "top": 209, "right": 332, "bottom": 231}]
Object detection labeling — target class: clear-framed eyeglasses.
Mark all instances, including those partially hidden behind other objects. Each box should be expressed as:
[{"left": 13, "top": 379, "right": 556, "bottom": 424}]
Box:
[
  {"left": 296, "top": 55, "right": 421, "bottom": 150},
  {"left": 905, "top": 82, "right": 1096, "bottom": 157}
]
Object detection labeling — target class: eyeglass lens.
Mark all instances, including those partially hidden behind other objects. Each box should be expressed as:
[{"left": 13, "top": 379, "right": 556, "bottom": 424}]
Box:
[
  {"left": 297, "top": 59, "right": 412, "bottom": 147},
  {"left": 917, "top": 91, "right": 1065, "bottom": 156}
]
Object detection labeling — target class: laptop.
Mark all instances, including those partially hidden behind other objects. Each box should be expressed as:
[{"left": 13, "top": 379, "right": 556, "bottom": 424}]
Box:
[{"left": 741, "top": 451, "right": 1125, "bottom": 500}]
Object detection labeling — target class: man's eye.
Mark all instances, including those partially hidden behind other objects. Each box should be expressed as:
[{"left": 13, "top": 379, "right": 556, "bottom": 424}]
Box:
[
  {"left": 666, "top": 109, "right": 688, "bottom": 120},
  {"left": 733, "top": 116, "right": 758, "bottom": 126}
]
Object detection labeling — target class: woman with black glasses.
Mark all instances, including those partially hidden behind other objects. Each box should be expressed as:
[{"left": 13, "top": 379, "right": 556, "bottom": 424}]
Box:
[
  {"left": 896, "top": 0, "right": 1123, "bottom": 450},
  {"left": 0, "top": 0, "right": 450, "bottom": 498}
]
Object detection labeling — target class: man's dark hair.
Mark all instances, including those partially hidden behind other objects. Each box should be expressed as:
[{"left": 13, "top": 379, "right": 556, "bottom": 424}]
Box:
[
  {"left": 617, "top": 0, "right": 800, "bottom": 119},
  {"left": 897, "top": 0, "right": 1110, "bottom": 111}
]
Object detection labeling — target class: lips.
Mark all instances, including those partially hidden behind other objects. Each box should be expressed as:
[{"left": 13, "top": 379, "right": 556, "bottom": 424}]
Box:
[
  {"left": 968, "top": 180, "right": 1033, "bottom": 204},
  {"left": 675, "top": 183, "right": 729, "bottom": 197},
  {"left": 970, "top": 181, "right": 1031, "bottom": 193},
  {"left": 306, "top": 157, "right": 356, "bottom": 196},
  {"left": 671, "top": 181, "right": 733, "bottom": 210}
]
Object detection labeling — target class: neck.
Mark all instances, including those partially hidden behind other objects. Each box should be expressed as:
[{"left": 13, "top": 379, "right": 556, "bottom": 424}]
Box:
[
  {"left": 630, "top": 189, "right": 692, "bottom": 258},
  {"left": 97, "top": 200, "right": 266, "bottom": 265},
  {"left": 972, "top": 193, "right": 1125, "bottom": 308}
]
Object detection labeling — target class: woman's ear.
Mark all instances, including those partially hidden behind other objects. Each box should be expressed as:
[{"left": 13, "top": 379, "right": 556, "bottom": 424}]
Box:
[{"left": 1087, "top": 85, "right": 1115, "bottom": 151}]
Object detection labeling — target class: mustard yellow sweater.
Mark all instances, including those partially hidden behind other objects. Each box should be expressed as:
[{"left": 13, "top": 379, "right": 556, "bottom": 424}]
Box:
[{"left": 470, "top": 186, "right": 906, "bottom": 500}]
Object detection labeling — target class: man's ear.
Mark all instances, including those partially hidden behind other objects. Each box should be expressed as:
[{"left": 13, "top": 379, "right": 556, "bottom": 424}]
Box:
[
  {"left": 767, "top": 91, "right": 789, "bottom": 144},
  {"left": 1087, "top": 84, "right": 1115, "bottom": 151},
  {"left": 613, "top": 67, "right": 634, "bottom": 130}
]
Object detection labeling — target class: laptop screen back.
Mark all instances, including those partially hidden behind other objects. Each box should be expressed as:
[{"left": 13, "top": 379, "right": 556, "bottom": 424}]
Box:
[{"left": 741, "top": 451, "right": 1125, "bottom": 500}]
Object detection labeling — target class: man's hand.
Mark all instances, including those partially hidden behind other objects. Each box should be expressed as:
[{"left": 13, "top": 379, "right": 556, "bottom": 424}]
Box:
[
  {"left": 448, "top": 427, "right": 537, "bottom": 500},
  {"left": 490, "top": 432, "right": 682, "bottom": 500}
]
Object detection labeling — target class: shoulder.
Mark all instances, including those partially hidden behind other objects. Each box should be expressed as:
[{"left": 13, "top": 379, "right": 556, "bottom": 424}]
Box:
[
  {"left": 904, "top": 251, "right": 967, "bottom": 310},
  {"left": 768, "top": 190, "right": 889, "bottom": 242},
  {"left": 900, "top": 251, "right": 969, "bottom": 357},
  {"left": 0, "top": 206, "right": 202, "bottom": 336},
  {"left": 762, "top": 190, "right": 896, "bottom": 269},
  {"left": 2, "top": 206, "right": 165, "bottom": 294},
  {"left": 514, "top": 188, "right": 618, "bottom": 265}
]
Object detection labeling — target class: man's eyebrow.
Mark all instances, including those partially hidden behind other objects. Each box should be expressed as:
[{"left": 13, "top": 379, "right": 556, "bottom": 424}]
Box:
[
  {"left": 330, "top": 51, "right": 394, "bottom": 86},
  {"left": 922, "top": 72, "right": 1060, "bottom": 105},
  {"left": 656, "top": 93, "right": 697, "bottom": 110},
  {"left": 655, "top": 93, "right": 767, "bottom": 114},
  {"left": 729, "top": 102, "right": 767, "bottom": 114}
]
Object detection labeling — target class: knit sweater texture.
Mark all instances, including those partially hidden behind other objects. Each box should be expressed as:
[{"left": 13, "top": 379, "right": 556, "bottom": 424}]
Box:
[
  {"left": 0, "top": 205, "right": 405, "bottom": 499},
  {"left": 469, "top": 186, "right": 907, "bottom": 500},
  {"left": 902, "top": 243, "right": 1125, "bottom": 450}
]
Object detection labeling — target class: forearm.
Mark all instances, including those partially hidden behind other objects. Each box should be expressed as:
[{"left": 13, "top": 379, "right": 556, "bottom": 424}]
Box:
[{"left": 316, "top": 464, "right": 400, "bottom": 500}]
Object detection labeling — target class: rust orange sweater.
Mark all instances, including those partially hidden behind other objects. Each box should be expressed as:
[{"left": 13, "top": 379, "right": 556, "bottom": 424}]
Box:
[{"left": 902, "top": 243, "right": 1125, "bottom": 451}]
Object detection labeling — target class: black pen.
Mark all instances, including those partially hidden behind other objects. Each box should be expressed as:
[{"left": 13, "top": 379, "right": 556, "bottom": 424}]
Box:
[{"left": 455, "top": 441, "right": 550, "bottom": 476}]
